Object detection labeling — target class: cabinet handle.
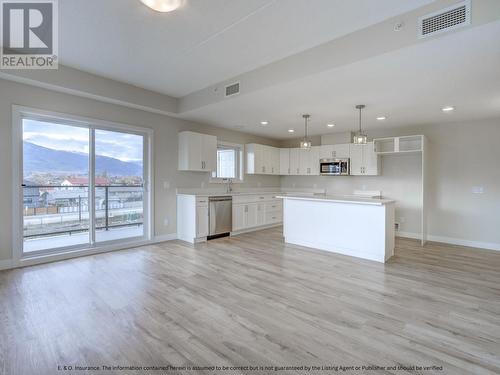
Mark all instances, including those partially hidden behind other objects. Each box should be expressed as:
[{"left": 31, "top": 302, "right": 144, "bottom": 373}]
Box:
[
  {"left": 288, "top": 168, "right": 290, "bottom": 174},
  {"left": 272, "top": 167, "right": 274, "bottom": 173},
  {"left": 245, "top": 205, "right": 248, "bottom": 212},
  {"left": 297, "top": 168, "right": 299, "bottom": 174}
]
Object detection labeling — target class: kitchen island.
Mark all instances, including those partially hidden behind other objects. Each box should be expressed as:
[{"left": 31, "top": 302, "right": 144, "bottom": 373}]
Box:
[{"left": 276, "top": 194, "right": 395, "bottom": 263}]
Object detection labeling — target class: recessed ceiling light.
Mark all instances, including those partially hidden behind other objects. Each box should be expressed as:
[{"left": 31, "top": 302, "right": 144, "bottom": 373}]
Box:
[
  {"left": 442, "top": 106, "right": 455, "bottom": 112},
  {"left": 288, "top": 129, "right": 295, "bottom": 133},
  {"left": 376, "top": 116, "right": 387, "bottom": 121},
  {"left": 140, "top": 0, "right": 183, "bottom": 13},
  {"left": 260, "top": 121, "right": 269, "bottom": 126},
  {"left": 327, "top": 123, "right": 335, "bottom": 128}
]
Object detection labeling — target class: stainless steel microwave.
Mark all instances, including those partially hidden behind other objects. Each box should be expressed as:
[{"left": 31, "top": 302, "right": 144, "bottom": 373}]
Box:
[{"left": 320, "top": 158, "right": 350, "bottom": 176}]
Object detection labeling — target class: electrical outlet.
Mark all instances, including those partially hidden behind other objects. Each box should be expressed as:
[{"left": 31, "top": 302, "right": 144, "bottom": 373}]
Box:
[
  {"left": 163, "top": 218, "right": 169, "bottom": 227},
  {"left": 163, "top": 181, "right": 170, "bottom": 189},
  {"left": 472, "top": 186, "right": 484, "bottom": 194}
]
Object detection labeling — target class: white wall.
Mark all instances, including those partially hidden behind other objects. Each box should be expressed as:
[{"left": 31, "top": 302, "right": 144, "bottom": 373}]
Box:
[
  {"left": 0, "top": 79, "right": 281, "bottom": 262},
  {"left": 281, "top": 119, "right": 500, "bottom": 248}
]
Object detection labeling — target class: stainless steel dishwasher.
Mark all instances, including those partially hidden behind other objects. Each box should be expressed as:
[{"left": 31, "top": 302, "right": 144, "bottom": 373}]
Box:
[{"left": 208, "top": 196, "right": 232, "bottom": 239}]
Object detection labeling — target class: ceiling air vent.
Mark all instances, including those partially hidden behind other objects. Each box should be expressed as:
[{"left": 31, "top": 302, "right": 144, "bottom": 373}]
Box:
[
  {"left": 225, "top": 82, "right": 240, "bottom": 97},
  {"left": 418, "top": 0, "right": 470, "bottom": 38}
]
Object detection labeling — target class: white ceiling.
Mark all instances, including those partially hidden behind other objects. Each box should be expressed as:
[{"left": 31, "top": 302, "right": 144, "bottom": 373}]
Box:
[
  {"left": 180, "top": 20, "right": 500, "bottom": 139},
  {"left": 59, "top": 0, "right": 434, "bottom": 97}
]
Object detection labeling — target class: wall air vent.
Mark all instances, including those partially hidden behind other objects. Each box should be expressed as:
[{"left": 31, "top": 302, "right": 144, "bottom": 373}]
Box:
[
  {"left": 418, "top": 0, "right": 470, "bottom": 38},
  {"left": 225, "top": 82, "right": 240, "bottom": 97}
]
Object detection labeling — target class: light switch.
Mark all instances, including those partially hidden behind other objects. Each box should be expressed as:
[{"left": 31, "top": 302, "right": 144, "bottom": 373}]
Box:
[{"left": 163, "top": 181, "right": 170, "bottom": 189}]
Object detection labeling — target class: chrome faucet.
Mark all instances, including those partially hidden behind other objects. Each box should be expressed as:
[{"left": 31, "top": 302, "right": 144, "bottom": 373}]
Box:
[{"left": 225, "top": 179, "right": 233, "bottom": 194}]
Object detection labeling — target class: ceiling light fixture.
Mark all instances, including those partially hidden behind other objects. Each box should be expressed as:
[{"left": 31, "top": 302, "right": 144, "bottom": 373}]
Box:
[
  {"left": 327, "top": 123, "right": 335, "bottom": 128},
  {"left": 442, "top": 106, "right": 455, "bottom": 112},
  {"left": 139, "top": 0, "right": 183, "bottom": 13},
  {"left": 376, "top": 116, "right": 387, "bottom": 121},
  {"left": 300, "top": 114, "right": 312, "bottom": 150},
  {"left": 260, "top": 121, "right": 269, "bottom": 126},
  {"left": 288, "top": 129, "right": 295, "bottom": 133},
  {"left": 353, "top": 105, "right": 367, "bottom": 145}
]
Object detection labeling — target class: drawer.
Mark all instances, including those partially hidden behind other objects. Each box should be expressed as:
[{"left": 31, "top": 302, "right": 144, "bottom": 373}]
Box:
[
  {"left": 265, "top": 211, "right": 282, "bottom": 224},
  {"left": 265, "top": 201, "right": 282, "bottom": 212},
  {"left": 256, "top": 194, "right": 277, "bottom": 202},
  {"left": 196, "top": 197, "right": 209, "bottom": 207},
  {"left": 232, "top": 195, "right": 257, "bottom": 204}
]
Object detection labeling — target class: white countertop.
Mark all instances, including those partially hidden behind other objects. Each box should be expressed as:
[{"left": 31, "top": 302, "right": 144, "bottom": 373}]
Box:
[
  {"left": 176, "top": 188, "right": 325, "bottom": 197},
  {"left": 276, "top": 194, "right": 395, "bottom": 206}
]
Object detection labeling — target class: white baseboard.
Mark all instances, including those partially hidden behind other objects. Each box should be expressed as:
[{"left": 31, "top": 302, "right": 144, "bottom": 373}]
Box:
[
  {"left": 152, "top": 233, "right": 177, "bottom": 243},
  {"left": 397, "top": 231, "right": 500, "bottom": 251},
  {"left": 396, "top": 231, "right": 421, "bottom": 240},
  {"left": 0, "top": 259, "right": 13, "bottom": 271},
  {"left": 231, "top": 223, "right": 282, "bottom": 236}
]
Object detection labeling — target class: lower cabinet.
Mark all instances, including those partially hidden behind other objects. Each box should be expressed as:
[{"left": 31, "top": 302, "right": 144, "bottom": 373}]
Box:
[
  {"left": 232, "top": 195, "right": 283, "bottom": 232},
  {"left": 195, "top": 205, "right": 208, "bottom": 238},
  {"left": 177, "top": 195, "right": 209, "bottom": 243}
]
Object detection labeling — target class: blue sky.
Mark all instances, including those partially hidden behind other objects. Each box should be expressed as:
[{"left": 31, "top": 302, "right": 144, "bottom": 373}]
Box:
[{"left": 23, "top": 119, "right": 143, "bottom": 162}]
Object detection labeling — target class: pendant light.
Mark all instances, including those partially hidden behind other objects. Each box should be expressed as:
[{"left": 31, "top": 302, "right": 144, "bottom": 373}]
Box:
[
  {"left": 300, "top": 114, "right": 312, "bottom": 150},
  {"left": 353, "top": 104, "right": 367, "bottom": 145}
]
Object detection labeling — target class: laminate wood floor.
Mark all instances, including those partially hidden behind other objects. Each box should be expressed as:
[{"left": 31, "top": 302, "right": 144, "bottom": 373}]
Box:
[{"left": 1, "top": 228, "right": 499, "bottom": 375}]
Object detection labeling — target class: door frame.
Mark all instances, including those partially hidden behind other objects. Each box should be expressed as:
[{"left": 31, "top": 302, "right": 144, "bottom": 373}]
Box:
[{"left": 12, "top": 105, "right": 154, "bottom": 265}]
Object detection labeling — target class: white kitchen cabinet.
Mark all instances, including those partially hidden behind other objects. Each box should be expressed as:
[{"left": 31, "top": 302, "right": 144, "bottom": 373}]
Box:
[
  {"left": 232, "top": 194, "right": 283, "bottom": 232},
  {"left": 177, "top": 195, "right": 210, "bottom": 243},
  {"left": 196, "top": 206, "right": 208, "bottom": 238},
  {"left": 279, "top": 149, "right": 290, "bottom": 175},
  {"left": 299, "top": 146, "right": 320, "bottom": 175},
  {"left": 256, "top": 203, "right": 265, "bottom": 226},
  {"left": 232, "top": 204, "right": 247, "bottom": 231},
  {"left": 289, "top": 148, "right": 301, "bottom": 175},
  {"left": 350, "top": 142, "right": 380, "bottom": 176},
  {"left": 247, "top": 204, "right": 258, "bottom": 227},
  {"left": 178, "top": 131, "right": 217, "bottom": 172},
  {"left": 246, "top": 144, "right": 280, "bottom": 175},
  {"left": 320, "top": 144, "right": 350, "bottom": 159}
]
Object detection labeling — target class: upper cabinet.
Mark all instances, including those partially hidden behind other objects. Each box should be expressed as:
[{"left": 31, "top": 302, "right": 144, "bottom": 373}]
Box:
[
  {"left": 319, "top": 144, "right": 350, "bottom": 159},
  {"left": 279, "top": 148, "right": 290, "bottom": 175},
  {"left": 178, "top": 131, "right": 217, "bottom": 172},
  {"left": 246, "top": 144, "right": 280, "bottom": 175},
  {"left": 299, "top": 146, "right": 320, "bottom": 176},
  {"left": 349, "top": 142, "right": 380, "bottom": 176}
]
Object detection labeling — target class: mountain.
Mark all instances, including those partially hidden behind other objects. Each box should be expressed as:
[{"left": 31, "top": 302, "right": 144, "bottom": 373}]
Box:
[{"left": 23, "top": 142, "right": 142, "bottom": 177}]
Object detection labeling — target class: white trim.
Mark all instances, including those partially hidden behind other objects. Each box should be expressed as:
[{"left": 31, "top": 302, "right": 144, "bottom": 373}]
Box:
[
  {"left": 152, "top": 233, "right": 178, "bottom": 243},
  {"left": 0, "top": 259, "right": 13, "bottom": 271},
  {"left": 397, "top": 231, "right": 500, "bottom": 252},
  {"left": 11, "top": 105, "right": 154, "bottom": 261}
]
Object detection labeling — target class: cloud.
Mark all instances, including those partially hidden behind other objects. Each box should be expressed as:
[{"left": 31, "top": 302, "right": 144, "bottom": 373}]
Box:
[{"left": 23, "top": 119, "right": 143, "bottom": 162}]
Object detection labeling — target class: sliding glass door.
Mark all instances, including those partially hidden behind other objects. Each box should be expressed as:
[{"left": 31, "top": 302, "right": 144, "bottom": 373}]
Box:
[
  {"left": 20, "top": 113, "right": 150, "bottom": 257},
  {"left": 94, "top": 129, "right": 145, "bottom": 243},
  {"left": 22, "top": 119, "right": 91, "bottom": 253}
]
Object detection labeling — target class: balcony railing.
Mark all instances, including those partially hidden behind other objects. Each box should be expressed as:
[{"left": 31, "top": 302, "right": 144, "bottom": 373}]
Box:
[{"left": 22, "top": 185, "right": 144, "bottom": 239}]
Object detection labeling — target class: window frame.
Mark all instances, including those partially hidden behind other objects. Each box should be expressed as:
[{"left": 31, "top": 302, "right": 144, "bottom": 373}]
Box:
[
  {"left": 209, "top": 141, "right": 245, "bottom": 184},
  {"left": 12, "top": 105, "right": 154, "bottom": 266}
]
